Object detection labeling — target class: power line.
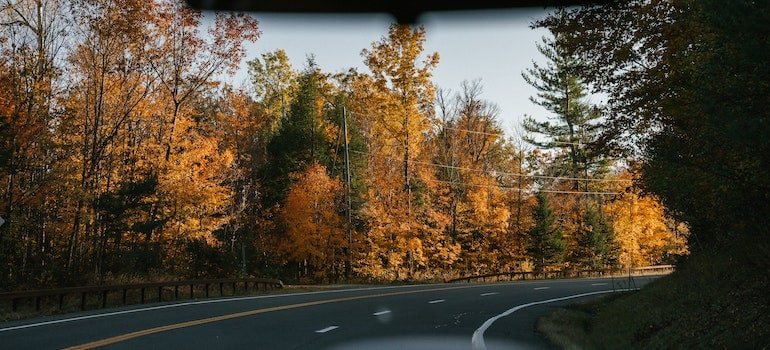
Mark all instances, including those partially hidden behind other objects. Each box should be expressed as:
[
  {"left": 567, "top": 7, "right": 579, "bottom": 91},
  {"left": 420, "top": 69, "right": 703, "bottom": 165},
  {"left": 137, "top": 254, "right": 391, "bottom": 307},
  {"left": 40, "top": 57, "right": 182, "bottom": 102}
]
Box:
[
  {"left": 439, "top": 126, "right": 503, "bottom": 138},
  {"left": 349, "top": 150, "right": 632, "bottom": 184},
  {"left": 438, "top": 126, "right": 584, "bottom": 146},
  {"left": 422, "top": 178, "right": 621, "bottom": 196}
]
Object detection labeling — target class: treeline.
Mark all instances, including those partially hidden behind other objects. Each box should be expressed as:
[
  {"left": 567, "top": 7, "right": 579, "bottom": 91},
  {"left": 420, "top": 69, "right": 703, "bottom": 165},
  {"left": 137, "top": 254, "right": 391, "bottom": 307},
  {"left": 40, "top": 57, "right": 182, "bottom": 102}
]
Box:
[
  {"left": 535, "top": 1, "right": 769, "bottom": 261},
  {"left": 0, "top": 0, "right": 687, "bottom": 288}
]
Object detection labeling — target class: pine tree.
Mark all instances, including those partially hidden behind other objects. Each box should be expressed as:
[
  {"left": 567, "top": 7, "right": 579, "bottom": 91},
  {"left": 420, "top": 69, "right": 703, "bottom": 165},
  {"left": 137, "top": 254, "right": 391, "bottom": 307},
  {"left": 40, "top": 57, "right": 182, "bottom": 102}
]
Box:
[
  {"left": 572, "top": 206, "right": 618, "bottom": 270},
  {"left": 522, "top": 23, "right": 609, "bottom": 189},
  {"left": 261, "top": 60, "right": 333, "bottom": 205},
  {"left": 526, "top": 192, "right": 565, "bottom": 273}
]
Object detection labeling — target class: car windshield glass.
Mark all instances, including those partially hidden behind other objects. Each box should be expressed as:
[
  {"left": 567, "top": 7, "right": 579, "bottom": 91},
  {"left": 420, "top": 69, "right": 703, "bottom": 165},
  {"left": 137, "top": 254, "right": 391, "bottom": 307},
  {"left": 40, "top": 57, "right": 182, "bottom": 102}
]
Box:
[{"left": 0, "top": 1, "right": 766, "bottom": 349}]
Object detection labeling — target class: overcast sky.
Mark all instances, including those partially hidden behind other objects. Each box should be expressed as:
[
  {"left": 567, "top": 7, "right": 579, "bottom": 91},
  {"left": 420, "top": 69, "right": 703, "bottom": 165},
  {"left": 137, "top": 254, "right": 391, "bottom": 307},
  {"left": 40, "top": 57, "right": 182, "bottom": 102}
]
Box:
[{"left": 220, "top": 9, "right": 557, "bottom": 137}]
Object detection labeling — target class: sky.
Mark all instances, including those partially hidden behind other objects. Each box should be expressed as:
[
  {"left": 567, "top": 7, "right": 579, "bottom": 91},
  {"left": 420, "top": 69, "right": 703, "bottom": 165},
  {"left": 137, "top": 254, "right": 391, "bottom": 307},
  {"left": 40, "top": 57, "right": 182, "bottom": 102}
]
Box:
[{"left": 222, "top": 9, "right": 554, "bottom": 138}]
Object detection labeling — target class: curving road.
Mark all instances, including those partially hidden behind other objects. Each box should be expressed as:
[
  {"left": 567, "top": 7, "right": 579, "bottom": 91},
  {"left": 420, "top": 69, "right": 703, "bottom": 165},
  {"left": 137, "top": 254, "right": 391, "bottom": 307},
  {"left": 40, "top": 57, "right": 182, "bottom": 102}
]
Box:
[{"left": 0, "top": 276, "right": 658, "bottom": 349}]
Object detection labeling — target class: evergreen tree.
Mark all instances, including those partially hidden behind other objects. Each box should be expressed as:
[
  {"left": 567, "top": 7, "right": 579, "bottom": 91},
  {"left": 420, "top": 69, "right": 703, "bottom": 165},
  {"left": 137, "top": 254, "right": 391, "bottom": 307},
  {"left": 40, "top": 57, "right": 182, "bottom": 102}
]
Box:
[
  {"left": 261, "top": 60, "right": 333, "bottom": 205},
  {"left": 522, "top": 23, "right": 609, "bottom": 189},
  {"left": 526, "top": 192, "right": 565, "bottom": 272},
  {"left": 572, "top": 206, "right": 618, "bottom": 270}
]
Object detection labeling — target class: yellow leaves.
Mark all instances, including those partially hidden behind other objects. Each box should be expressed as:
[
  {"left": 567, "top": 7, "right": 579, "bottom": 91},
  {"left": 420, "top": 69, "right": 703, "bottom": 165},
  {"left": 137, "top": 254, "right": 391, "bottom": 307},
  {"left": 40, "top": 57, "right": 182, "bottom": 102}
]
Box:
[
  {"left": 605, "top": 187, "right": 689, "bottom": 267},
  {"left": 158, "top": 118, "right": 234, "bottom": 245},
  {"left": 281, "top": 163, "right": 344, "bottom": 278}
]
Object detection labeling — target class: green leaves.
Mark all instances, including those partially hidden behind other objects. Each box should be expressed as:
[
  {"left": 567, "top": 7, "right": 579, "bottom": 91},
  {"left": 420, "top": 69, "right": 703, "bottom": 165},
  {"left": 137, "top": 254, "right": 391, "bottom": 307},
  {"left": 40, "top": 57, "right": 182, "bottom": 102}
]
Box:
[{"left": 526, "top": 192, "right": 565, "bottom": 272}]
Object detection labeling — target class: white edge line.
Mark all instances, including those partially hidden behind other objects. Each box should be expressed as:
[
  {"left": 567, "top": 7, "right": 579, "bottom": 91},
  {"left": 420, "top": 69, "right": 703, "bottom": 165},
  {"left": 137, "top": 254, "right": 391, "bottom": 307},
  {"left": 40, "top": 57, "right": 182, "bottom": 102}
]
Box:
[
  {"left": 471, "top": 289, "right": 634, "bottom": 350},
  {"left": 315, "top": 325, "right": 339, "bottom": 333},
  {"left": 0, "top": 284, "right": 431, "bottom": 333},
  {"left": 428, "top": 299, "right": 445, "bottom": 304},
  {"left": 372, "top": 310, "right": 391, "bottom": 316}
]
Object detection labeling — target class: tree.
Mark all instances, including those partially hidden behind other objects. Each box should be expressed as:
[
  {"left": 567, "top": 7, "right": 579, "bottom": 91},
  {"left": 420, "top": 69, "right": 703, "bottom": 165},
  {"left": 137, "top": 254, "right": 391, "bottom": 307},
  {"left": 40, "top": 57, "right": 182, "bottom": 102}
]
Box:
[
  {"left": 572, "top": 205, "right": 618, "bottom": 270},
  {"left": 143, "top": 0, "right": 258, "bottom": 272},
  {"left": 431, "top": 80, "right": 512, "bottom": 273},
  {"left": 247, "top": 49, "right": 297, "bottom": 132},
  {"left": 604, "top": 185, "right": 688, "bottom": 268},
  {"left": 535, "top": 1, "right": 770, "bottom": 257},
  {"left": 522, "top": 31, "right": 608, "bottom": 191},
  {"left": 281, "top": 163, "right": 344, "bottom": 281},
  {"left": 62, "top": 0, "right": 155, "bottom": 277},
  {"left": 0, "top": 0, "right": 68, "bottom": 285},
  {"left": 526, "top": 191, "right": 565, "bottom": 273},
  {"left": 354, "top": 24, "right": 440, "bottom": 279},
  {"left": 522, "top": 20, "right": 619, "bottom": 267},
  {"left": 360, "top": 23, "right": 439, "bottom": 201},
  {"left": 261, "top": 60, "right": 335, "bottom": 206},
  {"left": 146, "top": 0, "right": 259, "bottom": 162}
]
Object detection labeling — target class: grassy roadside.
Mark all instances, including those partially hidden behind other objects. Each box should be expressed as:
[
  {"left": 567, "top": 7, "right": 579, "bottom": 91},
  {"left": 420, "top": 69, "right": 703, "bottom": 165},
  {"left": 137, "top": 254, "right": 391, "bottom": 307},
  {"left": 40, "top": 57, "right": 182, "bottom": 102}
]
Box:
[{"left": 537, "top": 249, "right": 770, "bottom": 349}]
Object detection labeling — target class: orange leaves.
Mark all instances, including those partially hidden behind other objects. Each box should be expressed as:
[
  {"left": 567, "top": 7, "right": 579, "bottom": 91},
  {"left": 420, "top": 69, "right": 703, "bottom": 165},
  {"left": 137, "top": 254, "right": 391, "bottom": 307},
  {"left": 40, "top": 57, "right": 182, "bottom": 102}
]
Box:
[
  {"left": 281, "top": 163, "right": 344, "bottom": 279},
  {"left": 360, "top": 24, "right": 438, "bottom": 162},
  {"left": 160, "top": 138, "right": 232, "bottom": 243},
  {"left": 605, "top": 177, "right": 689, "bottom": 267}
]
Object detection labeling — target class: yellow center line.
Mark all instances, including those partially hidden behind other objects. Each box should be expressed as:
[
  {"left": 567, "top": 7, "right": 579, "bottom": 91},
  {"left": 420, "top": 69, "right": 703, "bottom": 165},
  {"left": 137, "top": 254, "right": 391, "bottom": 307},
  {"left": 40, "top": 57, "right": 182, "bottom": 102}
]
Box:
[{"left": 65, "top": 284, "right": 485, "bottom": 349}]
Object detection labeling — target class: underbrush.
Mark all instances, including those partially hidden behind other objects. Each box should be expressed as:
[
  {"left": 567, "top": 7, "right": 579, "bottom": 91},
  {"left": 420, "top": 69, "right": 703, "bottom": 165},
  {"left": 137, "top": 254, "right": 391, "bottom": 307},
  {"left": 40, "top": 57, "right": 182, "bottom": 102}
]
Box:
[{"left": 538, "top": 245, "right": 770, "bottom": 349}]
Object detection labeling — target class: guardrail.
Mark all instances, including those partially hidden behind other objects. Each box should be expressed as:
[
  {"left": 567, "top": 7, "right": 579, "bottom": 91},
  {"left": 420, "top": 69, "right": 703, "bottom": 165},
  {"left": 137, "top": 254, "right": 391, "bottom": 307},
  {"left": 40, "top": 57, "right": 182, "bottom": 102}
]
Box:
[
  {"left": 445, "top": 265, "right": 675, "bottom": 283},
  {"left": 1, "top": 277, "right": 283, "bottom": 313}
]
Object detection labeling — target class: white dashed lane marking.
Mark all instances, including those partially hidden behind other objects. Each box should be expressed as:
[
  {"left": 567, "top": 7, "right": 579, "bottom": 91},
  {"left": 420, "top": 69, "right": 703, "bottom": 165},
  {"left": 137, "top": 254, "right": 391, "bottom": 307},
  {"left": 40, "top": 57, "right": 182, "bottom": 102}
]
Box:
[
  {"left": 534, "top": 287, "right": 550, "bottom": 290},
  {"left": 591, "top": 283, "right": 608, "bottom": 286},
  {"left": 428, "top": 299, "right": 445, "bottom": 304},
  {"left": 372, "top": 310, "right": 391, "bottom": 316},
  {"left": 480, "top": 292, "right": 499, "bottom": 296},
  {"left": 315, "top": 326, "right": 339, "bottom": 333}
]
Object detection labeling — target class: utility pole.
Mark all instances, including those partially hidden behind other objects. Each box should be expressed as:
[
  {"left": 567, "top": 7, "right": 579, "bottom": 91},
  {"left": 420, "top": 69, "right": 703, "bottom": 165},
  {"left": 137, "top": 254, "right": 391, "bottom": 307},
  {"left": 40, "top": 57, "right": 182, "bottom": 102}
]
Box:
[
  {"left": 343, "top": 107, "right": 353, "bottom": 280},
  {"left": 241, "top": 243, "right": 247, "bottom": 277}
]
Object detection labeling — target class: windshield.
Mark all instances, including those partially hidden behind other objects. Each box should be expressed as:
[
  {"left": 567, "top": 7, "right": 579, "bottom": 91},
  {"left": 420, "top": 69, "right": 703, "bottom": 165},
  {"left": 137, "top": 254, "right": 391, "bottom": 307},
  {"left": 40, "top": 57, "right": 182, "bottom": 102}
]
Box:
[{"left": 0, "top": 1, "right": 766, "bottom": 349}]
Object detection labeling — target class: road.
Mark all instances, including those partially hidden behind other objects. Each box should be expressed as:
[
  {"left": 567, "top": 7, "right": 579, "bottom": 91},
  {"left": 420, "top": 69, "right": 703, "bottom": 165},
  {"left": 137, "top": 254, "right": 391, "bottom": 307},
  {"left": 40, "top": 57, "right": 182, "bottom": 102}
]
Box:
[{"left": 0, "top": 276, "right": 658, "bottom": 349}]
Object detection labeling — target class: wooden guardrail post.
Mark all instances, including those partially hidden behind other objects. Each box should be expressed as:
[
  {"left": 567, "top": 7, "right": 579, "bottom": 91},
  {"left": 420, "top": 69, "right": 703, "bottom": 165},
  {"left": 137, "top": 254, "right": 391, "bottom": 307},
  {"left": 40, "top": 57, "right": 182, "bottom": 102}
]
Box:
[{"left": 1, "top": 277, "right": 283, "bottom": 315}]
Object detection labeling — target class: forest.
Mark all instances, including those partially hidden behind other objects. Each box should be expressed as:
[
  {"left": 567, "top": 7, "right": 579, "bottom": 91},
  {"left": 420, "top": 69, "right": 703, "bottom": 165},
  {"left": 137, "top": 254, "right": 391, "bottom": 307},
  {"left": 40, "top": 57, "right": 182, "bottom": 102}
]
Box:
[{"left": 0, "top": 0, "right": 700, "bottom": 288}]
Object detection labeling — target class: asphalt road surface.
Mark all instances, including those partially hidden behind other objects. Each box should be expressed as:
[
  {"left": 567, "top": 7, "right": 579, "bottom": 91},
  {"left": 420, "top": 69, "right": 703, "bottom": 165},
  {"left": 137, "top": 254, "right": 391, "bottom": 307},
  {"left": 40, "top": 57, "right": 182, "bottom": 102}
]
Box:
[{"left": 0, "top": 276, "right": 659, "bottom": 349}]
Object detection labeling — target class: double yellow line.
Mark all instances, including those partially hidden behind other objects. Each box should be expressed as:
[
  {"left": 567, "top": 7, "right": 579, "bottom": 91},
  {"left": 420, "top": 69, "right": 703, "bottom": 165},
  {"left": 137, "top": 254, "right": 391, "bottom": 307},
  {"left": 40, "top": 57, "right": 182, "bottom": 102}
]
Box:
[{"left": 66, "top": 284, "right": 482, "bottom": 349}]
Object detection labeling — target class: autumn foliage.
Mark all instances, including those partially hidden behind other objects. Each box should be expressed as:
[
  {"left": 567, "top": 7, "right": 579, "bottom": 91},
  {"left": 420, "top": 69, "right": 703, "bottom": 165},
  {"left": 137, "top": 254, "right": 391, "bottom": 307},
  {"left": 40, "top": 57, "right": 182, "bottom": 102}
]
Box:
[{"left": 0, "top": 1, "right": 686, "bottom": 288}]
